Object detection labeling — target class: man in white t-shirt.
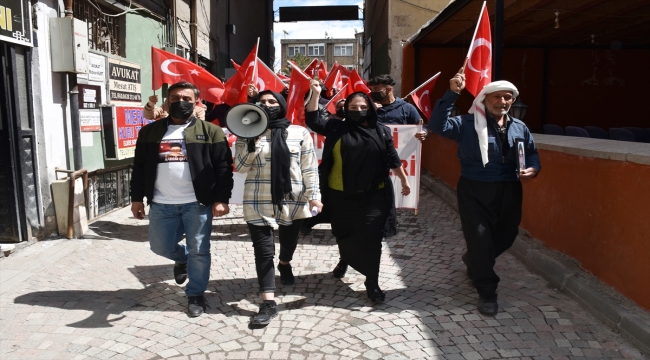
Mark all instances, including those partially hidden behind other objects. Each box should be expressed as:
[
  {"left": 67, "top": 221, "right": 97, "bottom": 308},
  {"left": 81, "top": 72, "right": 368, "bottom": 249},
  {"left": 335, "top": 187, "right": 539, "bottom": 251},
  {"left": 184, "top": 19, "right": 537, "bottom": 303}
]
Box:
[{"left": 130, "top": 82, "right": 234, "bottom": 317}]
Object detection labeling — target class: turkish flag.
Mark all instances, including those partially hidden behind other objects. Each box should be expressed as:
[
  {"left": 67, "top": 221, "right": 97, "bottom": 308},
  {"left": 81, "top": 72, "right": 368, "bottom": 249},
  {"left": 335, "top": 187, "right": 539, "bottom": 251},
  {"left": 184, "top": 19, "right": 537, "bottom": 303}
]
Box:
[
  {"left": 409, "top": 72, "right": 440, "bottom": 120},
  {"left": 285, "top": 63, "right": 312, "bottom": 125},
  {"left": 256, "top": 58, "right": 286, "bottom": 93},
  {"left": 324, "top": 62, "right": 340, "bottom": 97},
  {"left": 317, "top": 60, "right": 328, "bottom": 80},
  {"left": 348, "top": 68, "right": 370, "bottom": 94},
  {"left": 276, "top": 72, "right": 290, "bottom": 81},
  {"left": 465, "top": 2, "right": 492, "bottom": 97},
  {"left": 326, "top": 84, "right": 351, "bottom": 114},
  {"left": 222, "top": 43, "right": 258, "bottom": 106},
  {"left": 230, "top": 59, "right": 240, "bottom": 71},
  {"left": 304, "top": 58, "right": 319, "bottom": 78},
  {"left": 333, "top": 71, "right": 343, "bottom": 92},
  {"left": 339, "top": 66, "right": 352, "bottom": 86},
  {"left": 151, "top": 47, "right": 225, "bottom": 104}
]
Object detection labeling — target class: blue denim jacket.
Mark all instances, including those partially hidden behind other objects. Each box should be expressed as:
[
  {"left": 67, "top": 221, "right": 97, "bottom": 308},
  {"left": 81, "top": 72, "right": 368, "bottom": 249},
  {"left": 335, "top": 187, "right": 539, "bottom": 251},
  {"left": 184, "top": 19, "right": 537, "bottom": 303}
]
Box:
[{"left": 428, "top": 90, "right": 541, "bottom": 182}]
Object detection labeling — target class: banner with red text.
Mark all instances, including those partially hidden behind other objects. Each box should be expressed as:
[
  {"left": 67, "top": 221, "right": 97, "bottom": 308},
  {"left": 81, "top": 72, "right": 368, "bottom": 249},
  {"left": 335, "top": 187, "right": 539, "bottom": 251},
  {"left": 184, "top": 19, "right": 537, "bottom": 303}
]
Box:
[{"left": 224, "top": 125, "right": 421, "bottom": 210}]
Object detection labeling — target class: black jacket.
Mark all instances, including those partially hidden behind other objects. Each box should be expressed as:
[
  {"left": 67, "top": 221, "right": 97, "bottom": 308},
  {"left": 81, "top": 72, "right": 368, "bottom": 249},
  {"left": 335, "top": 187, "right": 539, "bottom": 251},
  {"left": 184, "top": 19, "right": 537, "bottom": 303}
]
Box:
[
  {"left": 305, "top": 109, "right": 402, "bottom": 237},
  {"left": 130, "top": 116, "right": 234, "bottom": 206}
]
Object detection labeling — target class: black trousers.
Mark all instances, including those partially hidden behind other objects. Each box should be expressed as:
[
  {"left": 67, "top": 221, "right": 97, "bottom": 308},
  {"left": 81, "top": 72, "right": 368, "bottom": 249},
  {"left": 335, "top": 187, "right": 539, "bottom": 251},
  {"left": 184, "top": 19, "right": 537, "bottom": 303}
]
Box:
[
  {"left": 247, "top": 219, "right": 305, "bottom": 293},
  {"left": 329, "top": 189, "right": 387, "bottom": 284},
  {"left": 457, "top": 177, "right": 523, "bottom": 300}
]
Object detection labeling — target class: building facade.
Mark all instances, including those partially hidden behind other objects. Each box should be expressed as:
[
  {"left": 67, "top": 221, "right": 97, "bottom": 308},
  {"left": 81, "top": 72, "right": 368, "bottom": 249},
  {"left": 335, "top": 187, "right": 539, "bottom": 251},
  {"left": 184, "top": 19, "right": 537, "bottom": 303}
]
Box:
[
  {"left": 0, "top": 0, "right": 272, "bottom": 243},
  {"left": 363, "top": 0, "right": 448, "bottom": 95},
  {"left": 280, "top": 33, "right": 363, "bottom": 73}
]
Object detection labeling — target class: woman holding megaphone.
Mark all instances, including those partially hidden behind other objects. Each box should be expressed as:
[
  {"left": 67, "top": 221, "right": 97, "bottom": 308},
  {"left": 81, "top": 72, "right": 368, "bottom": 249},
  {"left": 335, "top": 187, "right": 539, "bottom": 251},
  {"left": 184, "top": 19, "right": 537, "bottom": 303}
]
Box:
[
  {"left": 305, "top": 80, "right": 410, "bottom": 303},
  {"left": 234, "top": 90, "right": 322, "bottom": 326}
]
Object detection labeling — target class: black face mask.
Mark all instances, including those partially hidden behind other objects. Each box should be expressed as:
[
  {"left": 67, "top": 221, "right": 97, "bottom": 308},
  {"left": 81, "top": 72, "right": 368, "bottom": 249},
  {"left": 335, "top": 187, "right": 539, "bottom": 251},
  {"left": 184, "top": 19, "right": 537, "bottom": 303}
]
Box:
[
  {"left": 335, "top": 108, "right": 345, "bottom": 119},
  {"left": 263, "top": 105, "right": 282, "bottom": 120},
  {"left": 169, "top": 101, "right": 194, "bottom": 119},
  {"left": 346, "top": 110, "right": 368, "bottom": 125},
  {"left": 370, "top": 91, "right": 386, "bottom": 102}
]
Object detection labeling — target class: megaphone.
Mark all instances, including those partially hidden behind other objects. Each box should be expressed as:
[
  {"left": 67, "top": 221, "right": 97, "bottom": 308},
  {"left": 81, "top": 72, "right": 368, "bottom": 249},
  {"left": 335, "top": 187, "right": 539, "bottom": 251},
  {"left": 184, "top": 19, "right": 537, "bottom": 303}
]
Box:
[{"left": 225, "top": 103, "right": 269, "bottom": 138}]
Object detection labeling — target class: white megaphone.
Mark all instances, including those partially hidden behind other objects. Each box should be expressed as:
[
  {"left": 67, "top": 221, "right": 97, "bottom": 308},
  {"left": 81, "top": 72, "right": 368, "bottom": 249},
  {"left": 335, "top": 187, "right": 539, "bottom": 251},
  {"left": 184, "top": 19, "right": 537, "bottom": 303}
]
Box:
[{"left": 225, "top": 103, "right": 269, "bottom": 138}]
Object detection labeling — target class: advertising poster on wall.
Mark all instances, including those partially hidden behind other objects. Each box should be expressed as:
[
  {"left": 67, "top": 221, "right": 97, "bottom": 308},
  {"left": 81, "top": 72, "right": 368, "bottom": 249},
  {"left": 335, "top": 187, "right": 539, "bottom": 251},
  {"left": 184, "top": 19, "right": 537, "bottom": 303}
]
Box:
[{"left": 113, "top": 106, "right": 152, "bottom": 159}]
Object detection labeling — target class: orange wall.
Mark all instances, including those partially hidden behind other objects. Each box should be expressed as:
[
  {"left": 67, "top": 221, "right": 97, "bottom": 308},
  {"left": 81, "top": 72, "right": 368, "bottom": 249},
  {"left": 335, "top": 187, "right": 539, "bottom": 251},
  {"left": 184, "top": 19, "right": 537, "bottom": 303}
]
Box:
[{"left": 422, "top": 134, "right": 650, "bottom": 310}]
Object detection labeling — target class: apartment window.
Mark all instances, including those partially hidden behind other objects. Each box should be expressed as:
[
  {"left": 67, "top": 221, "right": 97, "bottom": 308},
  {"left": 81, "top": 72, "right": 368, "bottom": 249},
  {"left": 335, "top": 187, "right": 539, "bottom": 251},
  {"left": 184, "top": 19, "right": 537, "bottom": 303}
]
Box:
[
  {"left": 334, "top": 44, "right": 354, "bottom": 56},
  {"left": 288, "top": 45, "right": 306, "bottom": 57},
  {"left": 73, "top": 0, "right": 123, "bottom": 55},
  {"left": 343, "top": 65, "right": 355, "bottom": 71},
  {"left": 308, "top": 43, "right": 325, "bottom": 56}
]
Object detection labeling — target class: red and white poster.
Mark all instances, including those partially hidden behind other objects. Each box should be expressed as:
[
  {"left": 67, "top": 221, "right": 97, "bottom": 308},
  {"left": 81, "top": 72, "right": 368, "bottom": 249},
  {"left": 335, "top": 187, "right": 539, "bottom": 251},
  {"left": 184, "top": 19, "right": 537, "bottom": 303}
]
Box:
[
  {"left": 225, "top": 125, "right": 421, "bottom": 210},
  {"left": 114, "top": 106, "right": 153, "bottom": 159}
]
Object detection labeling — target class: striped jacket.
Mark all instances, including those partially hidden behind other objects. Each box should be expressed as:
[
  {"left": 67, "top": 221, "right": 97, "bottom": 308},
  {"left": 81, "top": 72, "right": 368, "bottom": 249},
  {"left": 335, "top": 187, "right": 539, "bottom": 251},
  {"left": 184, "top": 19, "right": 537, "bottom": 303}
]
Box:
[{"left": 235, "top": 125, "right": 320, "bottom": 227}]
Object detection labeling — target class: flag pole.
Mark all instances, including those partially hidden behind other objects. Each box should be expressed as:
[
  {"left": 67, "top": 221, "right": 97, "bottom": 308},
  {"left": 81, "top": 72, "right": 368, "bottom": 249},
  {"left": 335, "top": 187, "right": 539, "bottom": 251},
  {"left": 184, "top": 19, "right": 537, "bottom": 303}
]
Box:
[
  {"left": 252, "top": 37, "right": 260, "bottom": 88},
  {"left": 404, "top": 71, "right": 441, "bottom": 99},
  {"left": 466, "top": 1, "right": 487, "bottom": 60}
]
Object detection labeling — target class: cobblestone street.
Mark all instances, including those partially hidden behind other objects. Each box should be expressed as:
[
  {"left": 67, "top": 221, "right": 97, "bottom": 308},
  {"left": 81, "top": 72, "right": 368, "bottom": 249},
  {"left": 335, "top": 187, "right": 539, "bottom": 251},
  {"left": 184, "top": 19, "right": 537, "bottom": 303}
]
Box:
[{"left": 1, "top": 188, "right": 647, "bottom": 360}]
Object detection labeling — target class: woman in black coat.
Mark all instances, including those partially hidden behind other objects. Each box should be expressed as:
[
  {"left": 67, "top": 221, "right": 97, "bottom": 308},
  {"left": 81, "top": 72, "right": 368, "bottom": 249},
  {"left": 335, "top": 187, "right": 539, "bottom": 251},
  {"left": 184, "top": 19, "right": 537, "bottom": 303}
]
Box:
[{"left": 304, "top": 80, "right": 410, "bottom": 302}]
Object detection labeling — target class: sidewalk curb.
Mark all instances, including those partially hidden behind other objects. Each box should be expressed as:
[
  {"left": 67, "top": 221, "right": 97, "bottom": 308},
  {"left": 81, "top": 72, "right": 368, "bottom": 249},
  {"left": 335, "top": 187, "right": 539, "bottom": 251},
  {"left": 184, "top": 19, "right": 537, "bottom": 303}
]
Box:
[{"left": 420, "top": 171, "right": 650, "bottom": 356}]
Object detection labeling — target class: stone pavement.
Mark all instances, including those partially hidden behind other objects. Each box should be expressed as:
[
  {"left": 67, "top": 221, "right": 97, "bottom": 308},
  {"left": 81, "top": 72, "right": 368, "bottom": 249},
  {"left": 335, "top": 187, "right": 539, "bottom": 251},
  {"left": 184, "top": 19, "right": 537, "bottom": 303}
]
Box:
[{"left": 1, "top": 188, "right": 647, "bottom": 360}]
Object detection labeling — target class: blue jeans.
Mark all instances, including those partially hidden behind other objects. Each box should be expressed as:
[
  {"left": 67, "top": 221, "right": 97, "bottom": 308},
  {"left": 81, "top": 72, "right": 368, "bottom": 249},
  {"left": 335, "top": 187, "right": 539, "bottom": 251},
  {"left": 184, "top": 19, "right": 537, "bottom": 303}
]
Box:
[{"left": 148, "top": 202, "right": 213, "bottom": 297}]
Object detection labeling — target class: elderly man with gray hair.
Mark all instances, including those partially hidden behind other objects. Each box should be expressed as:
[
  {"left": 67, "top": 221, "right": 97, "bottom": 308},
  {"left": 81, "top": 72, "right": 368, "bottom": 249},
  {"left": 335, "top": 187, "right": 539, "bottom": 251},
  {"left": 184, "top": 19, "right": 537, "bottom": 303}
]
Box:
[{"left": 428, "top": 68, "right": 541, "bottom": 316}]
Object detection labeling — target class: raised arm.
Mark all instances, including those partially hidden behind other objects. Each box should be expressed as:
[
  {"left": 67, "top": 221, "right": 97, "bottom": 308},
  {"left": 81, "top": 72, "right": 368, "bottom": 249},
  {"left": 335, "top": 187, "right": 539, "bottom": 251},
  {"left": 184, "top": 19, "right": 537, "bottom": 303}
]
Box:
[
  {"left": 304, "top": 79, "right": 330, "bottom": 136},
  {"left": 427, "top": 68, "right": 467, "bottom": 142}
]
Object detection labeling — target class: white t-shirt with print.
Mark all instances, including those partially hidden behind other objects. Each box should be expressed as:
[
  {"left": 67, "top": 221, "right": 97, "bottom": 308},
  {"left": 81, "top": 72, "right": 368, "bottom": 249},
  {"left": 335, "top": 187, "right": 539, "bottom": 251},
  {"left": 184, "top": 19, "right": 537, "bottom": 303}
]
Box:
[{"left": 153, "top": 123, "right": 197, "bottom": 204}]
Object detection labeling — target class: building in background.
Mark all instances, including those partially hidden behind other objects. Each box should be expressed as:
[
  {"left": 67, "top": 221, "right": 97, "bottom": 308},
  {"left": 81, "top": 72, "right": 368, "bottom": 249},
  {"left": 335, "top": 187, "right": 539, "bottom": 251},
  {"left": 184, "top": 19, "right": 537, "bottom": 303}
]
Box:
[
  {"left": 280, "top": 32, "right": 363, "bottom": 73},
  {"left": 363, "top": 0, "right": 448, "bottom": 95}
]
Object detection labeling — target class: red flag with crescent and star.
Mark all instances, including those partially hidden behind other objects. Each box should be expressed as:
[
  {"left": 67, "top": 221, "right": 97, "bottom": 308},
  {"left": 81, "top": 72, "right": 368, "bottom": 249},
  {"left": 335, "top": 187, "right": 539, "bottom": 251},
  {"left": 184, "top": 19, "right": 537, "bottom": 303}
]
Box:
[
  {"left": 407, "top": 72, "right": 440, "bottom": 120},
  {"left": 285, "top": 62, "right": 312, "bottom": 125},
  {"left": 326, "top": 84, "right": 351, "bottom": 114},
  {"left": 304, "top": 58, "right": 320, "bottom": 78},
  {"left": 256, "top": 58, "right": 286, "bottom": 93},
  {"left": 324, "top": 62, "right": 340, "bottom": 97},
  {"left": 465, "top": 1, "right": 492, "bottom": 97},
  {"left": 222, "top": 42, "right": 259, "bottom": 106},
  {"left": 151, "top": 47, "right": 225, "bottom": 104},
  {"left": 348, "top": 68, "right": 371, "bottom": 94},
  {"left": 317, "top": 60, "right": 328, "bottom": 80}
]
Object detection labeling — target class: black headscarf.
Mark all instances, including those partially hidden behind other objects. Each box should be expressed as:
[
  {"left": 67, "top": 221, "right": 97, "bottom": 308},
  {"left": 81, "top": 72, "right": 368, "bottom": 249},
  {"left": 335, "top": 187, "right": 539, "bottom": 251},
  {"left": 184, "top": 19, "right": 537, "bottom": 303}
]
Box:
[
  {"left": 340, "top": 92, "right": 387, "bottom": 194},
  {"left": 258, "top": 90, "right": 294, "bottom": 208}
]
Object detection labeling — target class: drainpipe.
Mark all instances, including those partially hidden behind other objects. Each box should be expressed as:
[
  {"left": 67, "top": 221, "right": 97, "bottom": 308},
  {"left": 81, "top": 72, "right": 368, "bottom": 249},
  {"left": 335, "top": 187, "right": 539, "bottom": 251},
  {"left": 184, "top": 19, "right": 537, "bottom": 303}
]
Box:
[
  {"left": 190, "top": 0, "right": 198, "bottom": 63},
  {"left": 64, "top": 0, "right": 73, "bottom": 17}
]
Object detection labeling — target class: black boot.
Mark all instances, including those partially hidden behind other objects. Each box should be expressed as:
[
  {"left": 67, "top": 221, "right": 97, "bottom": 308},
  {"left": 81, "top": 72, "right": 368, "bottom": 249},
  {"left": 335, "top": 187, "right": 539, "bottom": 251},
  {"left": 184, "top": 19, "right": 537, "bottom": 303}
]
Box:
[
  {"left": 187, "top": 295, "right": 207, "bottom": 317},
  {"left": 277, "top": 262, "right": 295, "bottom": 286},
  {"left": 332, "top": 260, "right": 348, "bottom": 279},
  {"left": 364, "top": 281, "right": 385, "bottom": 303},
  {"left": 174, "top": 262, "right": 188, "bottom": 284},
  {"left": 252, "top": 300, "right": 278, "bottom": 325},
  {"left": 477, "top": 296, "right": 498, "bottom": 316}
]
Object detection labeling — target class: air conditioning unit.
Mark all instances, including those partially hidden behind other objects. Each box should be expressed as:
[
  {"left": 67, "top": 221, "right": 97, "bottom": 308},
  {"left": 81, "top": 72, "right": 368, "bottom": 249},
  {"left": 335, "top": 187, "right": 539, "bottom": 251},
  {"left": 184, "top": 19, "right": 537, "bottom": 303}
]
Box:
[
  {"left": 49, "top": 17, "right": 89, "bottom": 73},
  {"left": 164, "top": 46, "right": 184, "bottom": 57}
]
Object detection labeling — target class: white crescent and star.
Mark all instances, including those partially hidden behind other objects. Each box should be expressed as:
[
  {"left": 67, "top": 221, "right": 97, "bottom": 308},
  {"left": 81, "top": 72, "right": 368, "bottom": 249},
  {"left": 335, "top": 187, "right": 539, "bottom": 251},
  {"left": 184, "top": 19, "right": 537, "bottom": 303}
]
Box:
[
  {"left": 161, "top": 59, "right": 201, "bottom": 77},
  {"left": 421, "top": 90, "right": 430, "bottom": 114},
  {"left": 467, "top": 37, "right": 492, "bottom": 79},
  {"left": 354, "top": 80, "right": 365, "bottom": 89},
  {"left": 161, "top": 59, "right": 181, "bottom": 76}
]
